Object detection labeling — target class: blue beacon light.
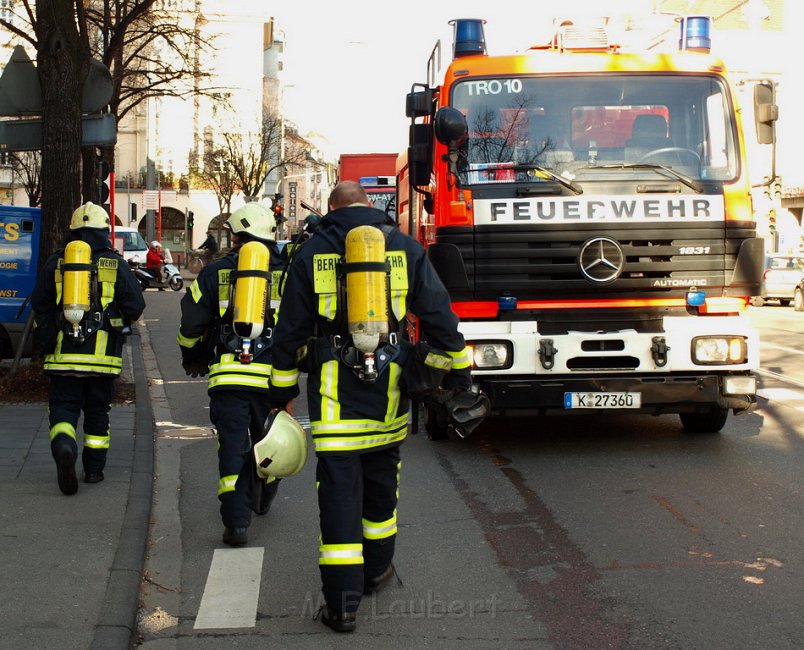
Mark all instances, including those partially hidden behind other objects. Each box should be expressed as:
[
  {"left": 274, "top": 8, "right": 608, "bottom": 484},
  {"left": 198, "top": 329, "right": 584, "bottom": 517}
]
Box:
[{"left": 450, "top": 18, "right": 487, "bottom": 59}]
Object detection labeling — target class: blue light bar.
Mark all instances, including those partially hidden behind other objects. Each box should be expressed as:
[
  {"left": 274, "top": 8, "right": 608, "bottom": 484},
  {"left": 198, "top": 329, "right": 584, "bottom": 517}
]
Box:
[
  {"left": 449, "top": 18, "right": 487, "bottom": 59},
  {"left": 359, "top": 175, "right": 394, "bottom": 187},
  {"left": 498, "top": 295, "right": 517, "bottom": 311},
  {"left": 686, "top": 291, "right": 706, "bottom": 307},
  {"left": 678, "top": 15, "right": 711, "bottom": 53}
]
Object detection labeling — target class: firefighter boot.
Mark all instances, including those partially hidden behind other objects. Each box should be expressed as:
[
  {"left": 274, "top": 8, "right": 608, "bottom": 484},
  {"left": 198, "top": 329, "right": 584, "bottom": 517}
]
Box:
[
  {"left": 222, "top": 527, "right": 249, "bottom": 547},
  {"left": 253, "top": 478, "right": 280, "bottom": 516},
  {"left": 84, "top": 469, "right": 105, "bottom": 484},
  {"left": 319, "top": 605, "right": 356, "bottom": 633},
  {"left": 52, "top": 436, "right": 78, "bottom": 496},
  {"left": 82, "top": 443, "right": 107, "bottom": 484},
  {"left": 364, "top": 563, "right": 397, "bottom": 595}
]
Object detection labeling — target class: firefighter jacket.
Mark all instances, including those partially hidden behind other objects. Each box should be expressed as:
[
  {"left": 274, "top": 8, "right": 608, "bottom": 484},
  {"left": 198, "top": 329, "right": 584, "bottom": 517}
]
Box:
[
  {"left": 177, "top": 241, "right": 285, "bottom": 394},
  {"left": 31, "top": 228, "right": 145, "bottom": 377},
  {"left": 270, "top": 205, "right": 472, "bottom": 454}
]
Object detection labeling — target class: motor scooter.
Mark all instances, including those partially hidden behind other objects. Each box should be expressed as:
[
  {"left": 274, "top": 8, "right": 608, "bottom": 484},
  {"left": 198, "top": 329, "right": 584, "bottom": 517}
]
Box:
[{"left": 129, "top": 260, "right": 184, "bottom": 291}]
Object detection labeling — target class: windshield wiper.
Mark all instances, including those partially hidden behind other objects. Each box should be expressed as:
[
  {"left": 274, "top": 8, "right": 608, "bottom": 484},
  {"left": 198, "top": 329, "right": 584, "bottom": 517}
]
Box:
[
  {"left": 508, "top": 164, "right": 584, "bottom": 194},
  {"left": 587, "top": 163, "right": 704, "bottom": 193}
]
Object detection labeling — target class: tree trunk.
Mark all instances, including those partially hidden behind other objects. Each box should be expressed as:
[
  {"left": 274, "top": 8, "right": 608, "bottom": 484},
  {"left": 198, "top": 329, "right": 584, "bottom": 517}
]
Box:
[
  {"left": 36, "top": 1, "right": 89, "bottom": 265},
  {"left": 82, "top": 147, "right": 98, "bottom": 203}
]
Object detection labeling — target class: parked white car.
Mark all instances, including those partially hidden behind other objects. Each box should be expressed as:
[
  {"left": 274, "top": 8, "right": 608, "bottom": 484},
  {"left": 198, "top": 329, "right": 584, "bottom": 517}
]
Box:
[
  {"left": 752, "top": 254, "right": 804, "bottom": 306},
  {"left": 112, "top": 226, "right": 149, "bottom": 264}
]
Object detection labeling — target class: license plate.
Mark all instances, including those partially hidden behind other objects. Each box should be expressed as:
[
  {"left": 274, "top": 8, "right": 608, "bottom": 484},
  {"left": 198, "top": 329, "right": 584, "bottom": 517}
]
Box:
[{"left": 564, "top": 392, "right": 641, "bottom": 409}]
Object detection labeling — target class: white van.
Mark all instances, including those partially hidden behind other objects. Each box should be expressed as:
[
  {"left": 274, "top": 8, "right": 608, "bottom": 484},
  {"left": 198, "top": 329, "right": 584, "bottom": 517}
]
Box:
[{"left": 112, "top": 226, "right": 149, "bottom": 263}]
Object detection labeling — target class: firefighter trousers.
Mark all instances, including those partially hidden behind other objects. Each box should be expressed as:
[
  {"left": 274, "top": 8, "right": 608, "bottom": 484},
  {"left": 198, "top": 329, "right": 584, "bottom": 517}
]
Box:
[
  {"left": 209, "top": 390, "right": 279, "bottom": 529},
  {"left": 316, "top": 445, "right": 401, "bottom": 614},
  {"left": 48, "top": 374, "right": 114, "bottom": 474}
]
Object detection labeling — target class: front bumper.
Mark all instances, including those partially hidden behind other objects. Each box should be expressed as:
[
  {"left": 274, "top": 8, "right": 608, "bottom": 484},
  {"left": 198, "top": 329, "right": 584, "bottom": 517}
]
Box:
[{"left": 477, "top": 373, "right": 756, "bottom": 416}]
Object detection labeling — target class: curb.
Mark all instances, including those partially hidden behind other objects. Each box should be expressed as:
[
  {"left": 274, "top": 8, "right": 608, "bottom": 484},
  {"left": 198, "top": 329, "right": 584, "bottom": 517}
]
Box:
[{"left": 90, "top": 326, "right": 154, "bottom": 649}]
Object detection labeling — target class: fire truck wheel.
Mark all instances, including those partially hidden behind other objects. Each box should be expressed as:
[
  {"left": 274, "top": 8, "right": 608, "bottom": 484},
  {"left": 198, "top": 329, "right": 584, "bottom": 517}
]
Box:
[
  {"left": 679, "top": 407, "right": 728, "bottom": 434},
  {"left": 424, "top": 403, "right": 449, "bottom": 441}
]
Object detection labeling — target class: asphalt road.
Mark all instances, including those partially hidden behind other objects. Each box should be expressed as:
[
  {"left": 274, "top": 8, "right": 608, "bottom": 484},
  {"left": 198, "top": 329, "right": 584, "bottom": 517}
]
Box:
[{"left": 136, "top": 292, "right": 803, "bottom": 649}]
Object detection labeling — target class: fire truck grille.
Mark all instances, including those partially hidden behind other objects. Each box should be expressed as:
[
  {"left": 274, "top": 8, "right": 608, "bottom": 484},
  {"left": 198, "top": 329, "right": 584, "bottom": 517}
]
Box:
[{"left": 433, "top": 222, "right": 755, "bottom": 301}]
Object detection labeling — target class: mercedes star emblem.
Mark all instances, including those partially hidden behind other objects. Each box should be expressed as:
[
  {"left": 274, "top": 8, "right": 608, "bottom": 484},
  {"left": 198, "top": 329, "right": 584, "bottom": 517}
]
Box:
[{"left": 578, "top": 237, "right": 625, "bottom": 284}]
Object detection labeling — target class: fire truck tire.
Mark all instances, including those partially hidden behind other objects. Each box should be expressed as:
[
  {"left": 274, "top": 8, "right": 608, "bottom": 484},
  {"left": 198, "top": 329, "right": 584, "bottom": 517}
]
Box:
[
  {"left": 424, "top": 403, "right": 449, "bottom": 441},
  {"left": 679, "top": 407, "right": 728, "bottom": 434}
]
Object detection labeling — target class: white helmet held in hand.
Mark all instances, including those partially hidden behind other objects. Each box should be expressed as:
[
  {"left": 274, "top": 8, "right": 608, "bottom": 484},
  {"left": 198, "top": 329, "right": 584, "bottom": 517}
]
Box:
[
  {"left": 254, "top": 410, "right": 308, "bottom": 479},
  {"left": 225, "top": 203, "right": 277, "bottom": 242}
]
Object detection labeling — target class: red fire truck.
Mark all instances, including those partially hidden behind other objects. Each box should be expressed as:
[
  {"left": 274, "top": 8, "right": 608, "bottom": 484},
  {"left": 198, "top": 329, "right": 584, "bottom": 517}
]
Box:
[
  {"left": 338, "top": 153, "right": 397, "bottom": 217},
  {"left": 399, "top": 16, "right": 773, "bottom": 436}
]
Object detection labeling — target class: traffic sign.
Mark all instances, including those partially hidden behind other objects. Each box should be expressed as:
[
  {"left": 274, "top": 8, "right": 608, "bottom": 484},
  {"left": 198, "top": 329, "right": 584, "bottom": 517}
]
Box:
[
  {"left": 142, "top": 190, "right": 159, "bottom": 210},
  {"left": 0, "top": 45, "right": 113, "bottom": 117},
  {"left": 0, "top": 113, "right": 117, "bottom": 151}
]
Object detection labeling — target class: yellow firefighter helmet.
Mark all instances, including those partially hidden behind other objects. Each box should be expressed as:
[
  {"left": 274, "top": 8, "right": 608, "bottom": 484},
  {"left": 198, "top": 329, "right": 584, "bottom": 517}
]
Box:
[
  {"left": 225, "top": 203, "right": 277, "bottom": 242},
  {"left": 253, "top": 410, "right": 308, "bottom": 479},
  {"left": 69, "top": 202, "right": 110, "bottom": 230}
]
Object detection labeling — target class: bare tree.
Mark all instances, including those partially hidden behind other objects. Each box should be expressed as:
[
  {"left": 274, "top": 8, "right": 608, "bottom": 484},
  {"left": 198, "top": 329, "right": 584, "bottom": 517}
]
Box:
[
  {"left": 9, "top": 151, "right": 42, "bottom": 207},
  {"left": 0, "top": 1, "right": 89, "bottom": 262},
  {"left": 80, "top": 0, "right": 219, "bottom": 204},
  {"left": 219, "top": 114, "right": 309, "bottom": 201},
  {"left": 1, "top": 1, "right": 219, "bottom": 249},
  {"left": 190, "top": 133, "right": 239, "bottom": 220}
]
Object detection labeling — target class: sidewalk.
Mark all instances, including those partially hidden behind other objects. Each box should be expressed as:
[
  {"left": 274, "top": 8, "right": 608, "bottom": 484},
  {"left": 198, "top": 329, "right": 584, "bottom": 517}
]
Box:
[{"left": 0, "top": 330, "right": 153, "bottom": 650}]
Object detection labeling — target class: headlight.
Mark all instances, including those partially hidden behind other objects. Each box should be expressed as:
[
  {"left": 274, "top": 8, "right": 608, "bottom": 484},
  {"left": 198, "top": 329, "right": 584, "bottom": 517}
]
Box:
[
  {"left": 692, "top": 336, "right": 747, "bottom": 364},
  {"left": 469, "top": 342, "right": 511, "bottom": 370}
]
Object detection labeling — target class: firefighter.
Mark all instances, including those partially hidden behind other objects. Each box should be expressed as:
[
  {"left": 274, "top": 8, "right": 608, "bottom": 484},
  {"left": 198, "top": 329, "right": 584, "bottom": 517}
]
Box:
[
  {"left": 31, "top": 202, "right": 145, "bottom": 495},
  {"left": 269, "top": 181, "right": 478, "bottom": 632},
  {"left": 177, "top": 202, "right": 286, "bottom": 547}
]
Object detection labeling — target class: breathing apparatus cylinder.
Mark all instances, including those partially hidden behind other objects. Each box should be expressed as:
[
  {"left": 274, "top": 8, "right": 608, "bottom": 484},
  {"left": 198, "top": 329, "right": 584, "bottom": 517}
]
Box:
[
  {"left": 345, "top": 226, "right": 388, "bottom": 354},
  {"left": 232, "top": 241, "right": 270, "bottom": 362},
  {"left": 62, "top": 240, "right": 92, "bottom": 336}
]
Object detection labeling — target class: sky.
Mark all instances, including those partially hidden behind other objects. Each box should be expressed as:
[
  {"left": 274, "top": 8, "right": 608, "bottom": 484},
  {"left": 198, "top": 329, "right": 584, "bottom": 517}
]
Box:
[{"left": 271, "top": 0, "right": 653, "bottom": 160}]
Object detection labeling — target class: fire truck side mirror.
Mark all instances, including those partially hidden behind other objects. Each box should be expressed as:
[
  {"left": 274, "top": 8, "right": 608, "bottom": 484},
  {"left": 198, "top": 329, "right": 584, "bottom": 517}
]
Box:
[
  {"left": 753, "top": 80, "right": 778, "bottom": 145},
  {"left": 434, "top": 107, "right": 468, "bottom": 147},
  {"left": 406, "top": 86, "right": 434, "bottom": 118},
  {"left": 408, "top": 123, "right": 433, "bottom": 187}
]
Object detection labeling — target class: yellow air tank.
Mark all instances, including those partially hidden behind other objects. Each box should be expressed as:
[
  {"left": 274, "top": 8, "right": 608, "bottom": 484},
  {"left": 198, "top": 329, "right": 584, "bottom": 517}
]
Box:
[
  {"left": 232, "top": 240, "right": 270, "bottom": 339},
  {"left": 345, "top": 226, "right": 388, "bottom": 353},
  {"left": 62, "top": 240, "right": 92, "bottom": 332}
]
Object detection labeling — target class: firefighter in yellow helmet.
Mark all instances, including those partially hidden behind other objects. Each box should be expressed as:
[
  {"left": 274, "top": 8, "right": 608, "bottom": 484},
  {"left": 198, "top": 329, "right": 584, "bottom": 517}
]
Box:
[
  {"left": 30, "top": 202, "right": 145, "bottom": 495},
  {"left": 269, "top": 181, "right": 479, "bottom": 632},
  {"left": 177, "top": 202, "right": 287, "bottom": 547}
]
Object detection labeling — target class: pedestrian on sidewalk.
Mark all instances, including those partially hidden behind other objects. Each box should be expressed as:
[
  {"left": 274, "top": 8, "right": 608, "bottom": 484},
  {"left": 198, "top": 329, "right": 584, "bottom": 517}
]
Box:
[
  {"left": 269, "top": 181, "right": 477, "bottom": 632},
  {"left": 31, "top": 202, "right": 145, "bottom": 495},
  {"left": 177, "top": 203, "right": 287, "bottom": 547}
]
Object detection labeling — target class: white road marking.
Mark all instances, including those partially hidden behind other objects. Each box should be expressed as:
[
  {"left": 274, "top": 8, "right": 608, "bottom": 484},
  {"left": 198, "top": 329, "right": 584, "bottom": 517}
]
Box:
[
  {"left": 760, "top": 342, "right": 804, "bottom": 356},
  {"left": 194, "top": 547, "right": 264, "bottom": 629},
  {"left": 757, "top": 387, "right": 804, "bottom": 401},
  {"left": 756, "top": 368, "right": 804, "bottom": 389}
]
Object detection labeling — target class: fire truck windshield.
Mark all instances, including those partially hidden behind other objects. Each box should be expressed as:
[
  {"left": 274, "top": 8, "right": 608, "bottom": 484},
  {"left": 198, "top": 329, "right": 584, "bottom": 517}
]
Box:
[{"left": 451, "top": 74, "right": 738, "bottom": 186}]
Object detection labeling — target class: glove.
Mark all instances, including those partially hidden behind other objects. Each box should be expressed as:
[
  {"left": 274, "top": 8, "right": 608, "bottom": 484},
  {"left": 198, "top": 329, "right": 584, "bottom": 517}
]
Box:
[
  {"left": 32, "top": 315, "right": 58, "bottom": 359},
  {"left": 443, "top": 389, "right": 490, "bottom": 439},
  {"left": 181, "top": 345, "right": 210, "bottom": 378}
]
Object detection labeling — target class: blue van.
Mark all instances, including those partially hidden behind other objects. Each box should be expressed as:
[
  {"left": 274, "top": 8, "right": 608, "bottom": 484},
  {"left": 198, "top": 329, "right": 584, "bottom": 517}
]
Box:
[{"left": 0, "top": 206, "right": 41, "bottom": 359}]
